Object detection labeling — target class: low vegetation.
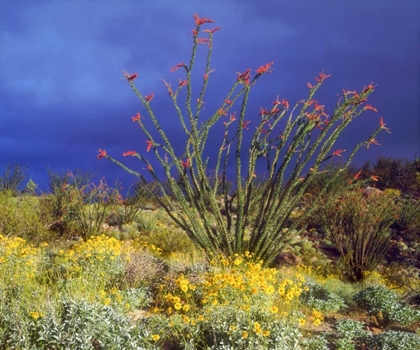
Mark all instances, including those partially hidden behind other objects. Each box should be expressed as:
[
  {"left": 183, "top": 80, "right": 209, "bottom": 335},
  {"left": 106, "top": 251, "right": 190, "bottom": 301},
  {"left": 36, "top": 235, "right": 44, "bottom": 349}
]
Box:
[{"left": 0, "top": 157, "right": 419, "bottom": 349}]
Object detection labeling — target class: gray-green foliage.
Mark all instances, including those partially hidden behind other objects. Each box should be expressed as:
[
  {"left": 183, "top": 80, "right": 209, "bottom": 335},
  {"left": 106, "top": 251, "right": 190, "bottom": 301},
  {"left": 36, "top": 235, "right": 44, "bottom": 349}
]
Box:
[
  {"left": 334, "top": 318, "right": 372, "bottom": 350},
  {"left": 354, "top": 285, "right": 420, "bottom": 327},
  {"left": 300, "top": 282, "right": 346, "bottom": 313},
  {"left": 0, "top": 299, "right": 158, "bottom": 350},
  {"left": 300, "top": 335, "right": 329, "bottom": 350},
  {"left": 367, "top": 330, "right": 420, "bottom": 350}
]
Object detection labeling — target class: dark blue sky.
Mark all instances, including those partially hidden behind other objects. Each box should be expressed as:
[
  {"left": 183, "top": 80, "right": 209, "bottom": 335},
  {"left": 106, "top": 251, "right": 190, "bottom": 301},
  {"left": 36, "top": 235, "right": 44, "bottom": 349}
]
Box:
[{"left": 1, "top": 0, "right": 419, "bottom": 192}]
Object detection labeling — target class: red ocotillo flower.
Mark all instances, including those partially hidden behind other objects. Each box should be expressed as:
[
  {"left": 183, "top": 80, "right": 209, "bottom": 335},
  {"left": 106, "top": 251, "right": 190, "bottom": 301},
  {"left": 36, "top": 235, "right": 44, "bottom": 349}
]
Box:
[
  {"left": 122, "top": 70, "right": 138, "bottom": 82},
  {"left": 145, "top": 93, "right": 154, "bottom": 102},
  {"left": 181, "top": 158, "right": 190, "bottom": 168},
  {"left": 146, "top": 140, "right": 153, "bottom": 152},
  {"left": 132, "top": 112, "right": 141, "bottom": 122},
  {"left": 97, "top": 149, "right": 107, "bottom": 159},
  {"left": 379, "top": 117, "right": 391, "bottom": 133},
  {"left": 170, "top": 63, "right": 185, "bottom": 72},
  {"left": 203, "top": 27, "right": 221, "bottom": 34},
  {"left": 332, "top": 149, "right": 346, "bottom": 157},
  {"left": 193, "top": 14, "right": 214, "bottom": 25},
  {"left": 122, "top": 151, "right": 137, "bottom": 157},
  {"left": 256, "top": 61, "right": 274, "bottom": 74}
]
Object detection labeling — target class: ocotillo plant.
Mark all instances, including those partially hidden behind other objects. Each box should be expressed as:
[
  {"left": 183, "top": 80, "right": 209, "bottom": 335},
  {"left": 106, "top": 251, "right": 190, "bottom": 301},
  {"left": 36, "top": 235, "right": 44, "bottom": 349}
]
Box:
[{"left": 98, "top": 14, "right": 390, "bottom": 266}]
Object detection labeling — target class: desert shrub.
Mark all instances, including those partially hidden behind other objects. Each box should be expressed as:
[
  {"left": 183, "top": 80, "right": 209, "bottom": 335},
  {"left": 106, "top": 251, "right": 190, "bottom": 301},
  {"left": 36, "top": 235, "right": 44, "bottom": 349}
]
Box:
[
  {"left": 143, "top": 224, "right": 200, "bottom": 258},
  {"left": 155, "top": 254, "right": 308, "bottom": 349},
  {"left": 300, "top": 281, "right": 346, "bottom": 314},
  {"left": 40, "top": 168, "right": 94, "bottom": 238},
  {"left": 394, "top": 196, "right": 420, "bottom": 234},
  {"left": 0, "top": 163, "right": 27, "bottom": 194},
  {"left": 121, "top": 248, "right": 168, "bottom": 290},
  {"left": 318, "top": 188, "right": 399, "bottom": 282},
  {"left": 68, "top": 180, "right": 119, "bottom": 241},
  {"left": 135, "top": 210, "right": 162, "bottom": 235},
  {"left": 110, "top": 180, "right": 160, "bottom": 228},
  {"left": 300, "top": 335, "right": 329, "bottom": 350},
  {"left": 334, "top": 318, "right": 371, "bottom": 350},
  {"left": 0, "top": 298, "right": 159, "bottom": 349},
  {"left": 100, "top": 13, "right": 388, "bottom": 266},
  {"left": 360, "top": 156, "right": 420, "bottom": 197},
  {"left": 0, "top": 190, "right": 51, "bottom": 242},
  {"left": 42, "top": 175, "right": 119, "bottom": 241},
  {"left": 51, "top": 235, "right": 126, "bottom": 297},
  {"left": 354, "top": 285, "right": 420, "bottom": 327},
  {"left": 366, "top": 330, "right": 420, "bottom": 350}
]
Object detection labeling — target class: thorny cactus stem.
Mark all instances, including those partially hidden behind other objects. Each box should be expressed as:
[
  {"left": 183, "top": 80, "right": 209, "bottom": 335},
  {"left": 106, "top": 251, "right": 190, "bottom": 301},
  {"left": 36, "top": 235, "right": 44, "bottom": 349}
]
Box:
[{"left": 98, "top": 14, "right": 389, "bottom": 266}]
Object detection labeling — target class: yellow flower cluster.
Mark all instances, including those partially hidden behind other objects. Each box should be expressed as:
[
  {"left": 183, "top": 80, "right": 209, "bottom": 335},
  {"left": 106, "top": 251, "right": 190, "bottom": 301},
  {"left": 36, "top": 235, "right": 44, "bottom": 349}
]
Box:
[
  {"left": 73, "top": 234, "right": 122, "bottom": 260},
  {"left": 53, "top": 235, "right": 125, "bottom": 282},
  {"left": 277, "top": 277, "right": 305, "bottom": 304},
  {"left": 0, "top": 234, "right": 42, "bottom": 284},
  {"left": 311, "top": 309, "right": 324, "bottom": 326},
  {"left": 98, "top": 287, "right": 125, "bottom": 308},
  {"left": 29, "top": 311, "right": 44, "bottom": 320},
  {"left": 252, "top": 321, "right": 270, "bottom": 337},
  {"left": 202, "top": 254, "right": 304, "bottom": 310},
  {"left": 129, "top": 239, "right": 162, "bottom": 256}
]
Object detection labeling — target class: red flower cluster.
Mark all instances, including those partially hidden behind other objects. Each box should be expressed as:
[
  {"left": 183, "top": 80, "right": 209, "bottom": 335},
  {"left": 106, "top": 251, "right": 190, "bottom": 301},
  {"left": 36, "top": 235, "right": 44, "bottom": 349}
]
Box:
[
  {"left": 237, "top": 69, "right": 251, "bottom": 85},
  {"left": 193, "top": 14, "right": 214, "bottom": 25},
  {"left": 197, "top": 38, "right": 210, "bottom": 45},
  {"left": 379, "top": 117, "right": 391, "bottom": 134},
  {"left": 132, "top": 112, "right": 141, "bottom": 122},
  {"left": 122, "top": 151, "right": 137, "bottom": 157},
  {"left": 256, "top": 61, "right": 274, "bottom": 74},
  {"left": 146, "top": 140, "right": 153, "bottom": 152},
  {"left": 203, "top": 27, "right": 221, "bottom": 34},
  {"left": 122, "top": 70, "right": 138, "bottom": 82},
  {"left": 97, "top": 149, "right": 107, "bottom": 159},
  {"left": 204, "top": 69, "right": 215, "bottom": 81},
  {"left": 178, "top": 79, "right": 188, "bottom": 87},
  {"left": 170, "top": 63, "right": 185, "bottom": 72},
  {"left": 145, "top": 93, "right": 154, "bottom": 102},
  {"left": 181, "top": 158, "right": 190, "bottom": 168},
  {"left": 332, "top": 149, "right": 346, "bottom": 157},
  {"left": 364, "top": 105, "right": 378, "bottom": 112},
  {"left": 307, "top": 71, "right": 331, "bottom": 88}
]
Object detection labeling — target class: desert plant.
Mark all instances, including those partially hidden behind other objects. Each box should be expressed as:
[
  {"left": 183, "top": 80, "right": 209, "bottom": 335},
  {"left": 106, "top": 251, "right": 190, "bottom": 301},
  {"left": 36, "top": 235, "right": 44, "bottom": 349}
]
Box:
[
  {"left": 354, "top": 285, "right": 420, "bottom": 327},
  {"left": 0, "top": 191, "right": 51, "bottom": 242},
  {"left": 0, "top": 163, "right": 27, "bottom": 195},
  {"left": 318, "top": 188, "right": 399, "bottom": 282},
  {"left": 110, "top": 180, "right": 159, "bottom": 228},
  {"left": 41, "top": 168, "right": 94, "bottom": 237},
  {"left": 367, "top": 330, "right": 420, "bottom": 350},
  {"left": 360, "top": 156, "right": 420, "bottom": 197},
  {"left": 334, "top": 318, "right": 371, "bottom": 350},
  {"left": 394, "top": 196, "right": 420, "bottom": 234},
  {"left": 98, "top": 13, "right": 389, "bottom": 266},
  {"left": 59, "top": 178, "right": 118, "bottom": 241},
  {"left": 300, "top": 281, "right": 346, "bottom": 314}
]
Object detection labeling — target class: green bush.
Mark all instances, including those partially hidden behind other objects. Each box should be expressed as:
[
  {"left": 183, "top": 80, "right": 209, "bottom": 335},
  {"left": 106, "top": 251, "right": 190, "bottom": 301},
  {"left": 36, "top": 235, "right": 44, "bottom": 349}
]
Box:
[
  {"left": 300, "top": 281, "right": 346, "bottom": 314},
  {"left": 395, "top": 196, "right": 420, "bottom": 234},
  {"left": 0, "top": 190, "right": 51, "bottom": 242},
  {"left": 367, "top": 330, "right": 420, "bottom": 350},
  {"left": 0, "top": 299, "right": 159, "bottom": 349},
  {"left": 318, "top": 188, "right": 399, "bottom": 282},
  {"left": 354, "top": 285, "right": 420, "bottom": 327},
  {"left": 0, "top": 163, "right": 27, "bottom": 195},
  {"left": 334, "top": 318, "right": 371, "bottom": 350}
]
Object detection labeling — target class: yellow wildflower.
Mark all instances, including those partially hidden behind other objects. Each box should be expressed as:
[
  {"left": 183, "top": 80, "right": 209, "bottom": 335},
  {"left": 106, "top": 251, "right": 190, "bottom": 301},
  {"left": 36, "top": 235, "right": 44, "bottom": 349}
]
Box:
[{"left": 151, "top": 334, "right": 160, "bottom": 341}]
